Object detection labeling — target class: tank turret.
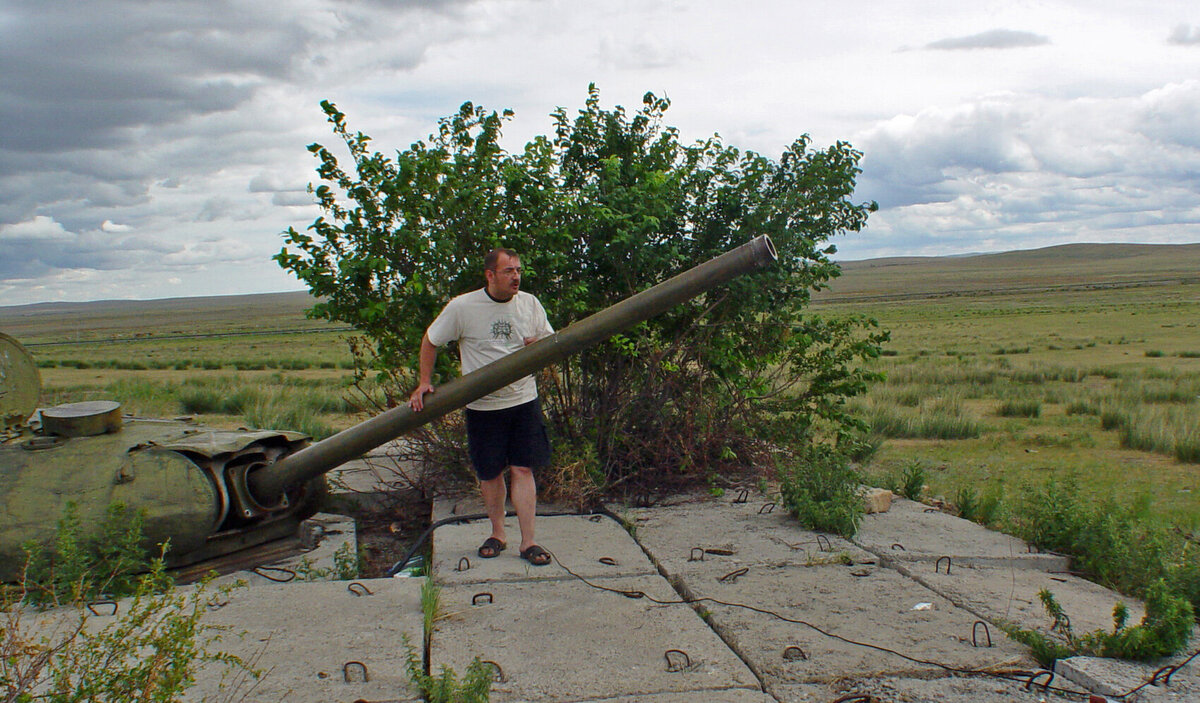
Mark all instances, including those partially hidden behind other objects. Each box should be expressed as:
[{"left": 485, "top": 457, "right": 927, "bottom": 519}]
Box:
[
  {"left": 0, "top": 333, "right": 324, "bottom": 581},
  {"left": 1, "top": 235, "right": 776, "bottom": 580}
]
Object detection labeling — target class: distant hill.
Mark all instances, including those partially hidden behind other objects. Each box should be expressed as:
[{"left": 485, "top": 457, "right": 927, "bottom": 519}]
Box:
[
  {"left": 4, "top": 243, "right": 1199, "bottom": 342},
  {"left": 0, "top": 291, "right": 327, "bottom": 344},
  {"left": 821, "top": 242, "right": 1200, "bottom": 301}
]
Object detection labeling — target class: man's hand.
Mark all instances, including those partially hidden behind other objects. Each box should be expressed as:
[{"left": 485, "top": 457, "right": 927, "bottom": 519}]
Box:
[{"left": 409, "top": 382, "right": 435, "bottom": 411}]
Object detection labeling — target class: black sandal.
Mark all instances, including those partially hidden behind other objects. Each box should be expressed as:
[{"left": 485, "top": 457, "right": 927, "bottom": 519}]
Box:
[
  {"left": 520, "top": 544, "right": 551, "bottom": 566},
  {"left": 478, "top": 537, "right": 506, "bottom": 558}
]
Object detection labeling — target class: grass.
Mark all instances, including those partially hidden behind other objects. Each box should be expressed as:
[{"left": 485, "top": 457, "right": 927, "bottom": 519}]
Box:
[
  {"left": 37, "top": 370, "right": 366, "bottom": 440},
  {"left": 815, "top": 276, "right": 1200, "bottom": 531}
]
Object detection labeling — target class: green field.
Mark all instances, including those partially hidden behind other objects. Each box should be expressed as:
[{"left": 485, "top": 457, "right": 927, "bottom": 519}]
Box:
[
  {"left": 3, "top": 243, "right": 1198, "bottom": 529},
  {"left": 813, "top": 243, "right": 1200, "bottom": 529}
]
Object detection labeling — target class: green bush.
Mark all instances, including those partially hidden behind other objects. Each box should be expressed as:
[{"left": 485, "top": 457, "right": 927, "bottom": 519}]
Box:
[
  {"left": 778, "top": 447, "right": 863, "bottom": 537},
  {"left": 1008, "top": 478, "right": 1200, "bottom": 618},
  {"left": 276, "top": 87, "right": 887, "bottom": 493}
]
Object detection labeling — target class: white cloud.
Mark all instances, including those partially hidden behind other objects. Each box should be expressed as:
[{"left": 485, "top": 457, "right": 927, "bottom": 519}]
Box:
[
  {"left": 100, "top": 219, "right": 132, "bottom": 232},
  {"left": 924, "top": 29, "right": 1051, "bottom": 51},
  {"left": 0, "top": 215, "right": 72, "bottom": 242},
  {"left": 1168, "top": 24, "right": 1200, "bottom": 45}
]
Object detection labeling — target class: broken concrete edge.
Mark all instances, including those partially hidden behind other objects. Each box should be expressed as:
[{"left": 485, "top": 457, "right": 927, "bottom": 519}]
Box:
[{"left": 1055, "top": 653, "right": 1200, "bottom": 699}]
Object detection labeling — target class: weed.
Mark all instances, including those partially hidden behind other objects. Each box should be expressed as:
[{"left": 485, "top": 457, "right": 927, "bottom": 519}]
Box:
[
  {"left": 401, "top": 633, "right": 492, "bottom": 703},
  {"left": 22, "top": 502, "right": 169, "bottom": 606},
  {"left": 1001, "top": 583, "right": 1193, "bottom": 667},
  {"left": 954, "top": 486, "right": 978, "bottom": 521},
  {"left": 778, "top": 446, "right": 863, "bottom": 537},
  {"left": 4, "top": 506, "right": 258, "bottom": 701},
  {"left": 1008, "top": 478, "right": 1200, "bottom": 616},
  {"left": 954, "top": 484, "right": 1002, "bottom": 525},
  {"left": 420, "top": 576, "right": 442, "bottom": 639},
  {"left": 295, "top": 542, "right": 361, "bottom": 582},
  {"left": 1145, "top": 349, "right": 1165, "bottom": 358},
  {"left": 899, "top": 459, "right": 926, "bottom": 501}
]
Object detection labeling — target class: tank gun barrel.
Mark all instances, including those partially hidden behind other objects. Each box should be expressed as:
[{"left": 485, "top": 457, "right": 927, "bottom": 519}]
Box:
[{"left": 247, "top": 235, "right": 777, "bottom": 503}]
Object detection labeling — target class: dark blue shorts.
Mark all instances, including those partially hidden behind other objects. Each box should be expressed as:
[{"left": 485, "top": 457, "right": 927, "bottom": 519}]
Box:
[{"left": 464, "top": 398, "right": 551, "bottom": 481}]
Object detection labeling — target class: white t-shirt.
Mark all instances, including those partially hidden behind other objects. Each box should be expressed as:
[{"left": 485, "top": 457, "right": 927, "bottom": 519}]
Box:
[{"left": 426, "top": 289, "right": 554, "bottom": 411}]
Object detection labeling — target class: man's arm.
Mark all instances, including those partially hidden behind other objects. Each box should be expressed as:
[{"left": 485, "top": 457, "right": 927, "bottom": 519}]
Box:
[
  {"left": 523, "top": 295, "right": 554, "bottom": 346},
  {"left": 408, "top": 333, "right": 439, "bottom": 411}
]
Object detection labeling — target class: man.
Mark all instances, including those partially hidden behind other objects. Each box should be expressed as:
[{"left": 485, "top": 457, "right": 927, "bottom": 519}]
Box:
[{"left": 408, "top": 248, "right": 554, "bottom": 566}]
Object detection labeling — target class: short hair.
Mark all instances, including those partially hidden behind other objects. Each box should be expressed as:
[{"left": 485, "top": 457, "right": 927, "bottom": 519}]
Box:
[{"left": 484, "top": 248, "right": 520, "bottom": 271}]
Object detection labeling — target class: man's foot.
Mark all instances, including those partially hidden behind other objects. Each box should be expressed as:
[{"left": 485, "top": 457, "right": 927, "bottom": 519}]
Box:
[
  {"left": 519, "top": 544, "right": 551, "bottom": 566},
  {"left": 478, "top": 537, "right": 506, "bottom": 558}
]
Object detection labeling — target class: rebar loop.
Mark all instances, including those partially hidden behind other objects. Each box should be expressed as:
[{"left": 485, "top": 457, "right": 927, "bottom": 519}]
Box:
[
  {"left": 347, "top": 582, "right": 373, "bottom": 597},
  {"left": 664, "top": 649, "right": 692, "bottom": 672},
  {"left": 971, "top": 621, "right": 992, "bottom": 648},
  {"left": 342, "top": 661, "right": 369, "bottom": 683}
]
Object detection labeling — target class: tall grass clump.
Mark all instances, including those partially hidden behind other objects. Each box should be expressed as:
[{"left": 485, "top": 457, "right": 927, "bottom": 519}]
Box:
[
  {"left": 863, "top": 403, "right": 983, "bottom": 440},
  {"left": 997, "top": 399, "right": 1041, "bottom": 418},
  {"left": 243, "top": 396, "right": 335, "bottom": 440},
  {"left": 1112, "top": 404, "right": 1200, "bottom": 464}
]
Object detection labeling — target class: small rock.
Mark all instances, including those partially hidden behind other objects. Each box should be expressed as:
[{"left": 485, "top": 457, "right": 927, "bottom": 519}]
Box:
[{"left": 860, "top": 487, "right": 893, "bottom": 514}]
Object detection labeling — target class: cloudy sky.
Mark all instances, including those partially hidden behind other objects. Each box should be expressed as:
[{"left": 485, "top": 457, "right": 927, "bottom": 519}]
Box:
[{"left": 2, "top": 0, "right": 1199, "bottom": 305}]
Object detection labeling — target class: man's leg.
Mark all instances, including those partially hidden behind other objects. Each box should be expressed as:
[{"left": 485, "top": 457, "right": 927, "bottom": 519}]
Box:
[
  {"left": 509, "top": 465, "right": 537, "bottom": 552},
  {"left": 479, "top": 472, "right": 508, "bottom": 549}
]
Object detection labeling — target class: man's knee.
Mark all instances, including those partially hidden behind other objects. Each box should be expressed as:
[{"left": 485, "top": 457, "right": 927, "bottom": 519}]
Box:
[{"left": 510, "top": 465, "right": 534, "bottom": 479}]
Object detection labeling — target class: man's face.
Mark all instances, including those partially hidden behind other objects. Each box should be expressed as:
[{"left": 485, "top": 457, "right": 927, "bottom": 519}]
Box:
[{"left": 486, "top": 253, "right": 521, "bottom": 301}]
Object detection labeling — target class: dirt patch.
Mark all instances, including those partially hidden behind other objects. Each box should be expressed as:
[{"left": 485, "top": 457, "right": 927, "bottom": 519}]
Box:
[{"left": 350, "top": 489, "right": 433, "bottom": 578}]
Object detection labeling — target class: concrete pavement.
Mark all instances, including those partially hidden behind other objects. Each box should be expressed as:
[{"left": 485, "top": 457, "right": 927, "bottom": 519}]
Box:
[{"left": 40, "top": 487, "right": 1196, "bottom": 702}]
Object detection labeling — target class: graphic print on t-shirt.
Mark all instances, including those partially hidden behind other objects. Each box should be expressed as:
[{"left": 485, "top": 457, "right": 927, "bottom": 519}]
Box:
[{"left": 491, "top": 318, "right": 513, "bottom": 340}]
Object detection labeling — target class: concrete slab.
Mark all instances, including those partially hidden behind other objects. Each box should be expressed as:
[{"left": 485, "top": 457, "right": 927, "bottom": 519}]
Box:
[
  {"left": 431, "top": 514, "right": 657, "bottom": 585},
  {"left": 672, "top": 564, "right": 1032, "bottom": 685},
  {"left": 208, "top": 512, "right": 358, "bottom": 589},
  {"left": 430, "top": 493, "right": 581, "bottom": 522},
  {"left": 187, "top": 577, "right": 423, "bottom": 703},
  {"left": 576, "top": 689, "right": 776, "bottom": 702},
  {"left": 325, "top": 452, "right": 419, "bottom": 514},
  {"left": 771, "top": 673, "right": 1089, "bottom": 702},
  {"left": 622, "top": 497, "right": 875, "bottom": 577},
  {"left": 430, "top": 575, "right": 760, "bottom": 702},
  {"left": 1056, "top": 655, "right": 1200, "bottom": 700},
  {"left": 887, "top": 562, "right": 1147, "bottom": 639},
  {"left": 854, "top": 497, "right": 1070, "bottom": 571}
]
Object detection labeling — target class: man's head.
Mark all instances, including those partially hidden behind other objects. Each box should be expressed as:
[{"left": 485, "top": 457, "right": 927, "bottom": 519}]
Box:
[{"left": 484, "top": 248, "right": 521, "bottom": 301}]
